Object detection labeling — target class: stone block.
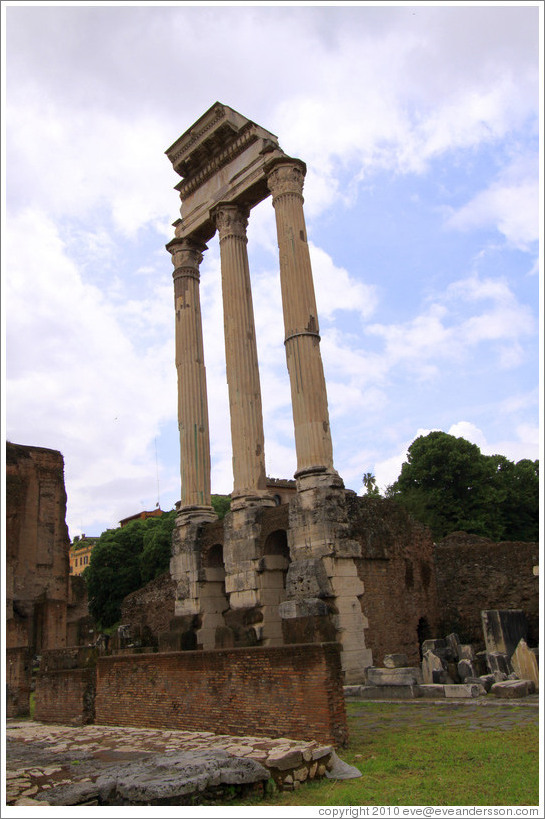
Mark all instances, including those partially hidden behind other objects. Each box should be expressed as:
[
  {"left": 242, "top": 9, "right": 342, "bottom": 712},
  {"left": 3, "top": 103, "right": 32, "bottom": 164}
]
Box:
[
  {"left": 357, "top": 684, "right": 422, "bottom": 699},
  {"left": 481, "top": 609, "right": 528, "bottom": 657},
  {"left": 224, "top": 571, "right": 258, "bottom": 594},
  {"left": 266, "top": 749, "right": 303, "bottom": 771},
  {"left": 491, "top": 679, "right": 535, "bottom": 699},
  {"left": 419, "top": 684, "right": 446, "bottom": 698},
  {"left": 279, "top": 598, "right": 328, "bottom": 619},
  {"left": 322, "top": 557, "right": 360, "bottom": 578},
  {"left": 422, "top": 649, "right": 446, "bottom": 684},
  {"left": 464, "top": 675, "right": 495, "bottom": 693},
  {"left": 343, "top": 685, "right": 366, "bottom": 698},
  {"left": 511, "top": 639, "right": 539, "bottom": 691},
  {"left": 457, "top": 659, "right": 477, "bottom": 681},
  {"left": 285, "top": 559, "right": 333, "bottom": 599},
  {"left": 487, "top": 651, "right": 513, "bottom": 675},
  {"left": 366, "top": 667, "right": 422, "bottom": 686},
  {"left": 459, "top": 644, "right": 475, "bottom": 661},
  {"left": 383, "top": 654, "right": 408, "bottom": 668},
  {"left": 445, "top": 633, "right": 461, "bottom": 660},
  {"left": 444, "top": 684, "right": 485, "bottom": 698},
  {"left": 330, "top": 576, "right": 364, "bottom": 597},
  {"left": 422, "top": 639, "right": 446, "bottom": 654},
  {"left": 229, "top": 590, "right": 258, "bottom": 609},
  {"left": 200, "top": 567, "right": 225, "bottom": 583}
]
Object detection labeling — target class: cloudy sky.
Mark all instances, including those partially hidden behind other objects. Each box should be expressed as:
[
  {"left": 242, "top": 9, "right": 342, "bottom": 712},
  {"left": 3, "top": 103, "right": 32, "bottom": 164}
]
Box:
[{"left": 3, "top": 2, "right": 542, "bottom": 539}]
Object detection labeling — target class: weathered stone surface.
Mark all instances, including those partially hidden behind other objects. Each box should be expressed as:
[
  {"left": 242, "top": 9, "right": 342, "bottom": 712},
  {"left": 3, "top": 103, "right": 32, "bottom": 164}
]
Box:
[
  {"left": 491, "top": 680, "right": 535, "bottom": 699},
  {"left": 487, "top": 651, "right": 513, "bottom": 675},
  {"left": 444, "top": 684, "right": 485, "bottom": 698},
  {"left": 366, "top": 667, "right": 422, "bottom": 686},
  {"left": 511, "top": 639, "right": 539, "bottom": 691},
  {"left": 445, "top": 633, "right": 461, "bottom": 660},
  {"left": 418, "top": 684, "right": 446, "bottom": 698},
  {"left": 481, "top": 609, "right": 528, "bottom": 658},
  {"left": 464, "top": 675, "right": 495, "bottom": 692},
  {"left": 383, "top": 654, "right": 408, "bottom": 668},
  {"left": 343, "top": 685, "right": 366, "bottom": 698},
  {"left": 266, "top": 749, "right": 303, "bottom": 771},
  {"left": 422, "top": 649, "right": 445, "bottom": 684},
  {"left": 325, "top": 751, "right": 361, "bottom": 780},
  {"left": 457, "top": 659, "right": 477, "bottom": 681},
  {"left": 278, "top": 598, "right": 329, "bottom": 619},
  {"left": 422, "top": 639, "right": 446, "bottom": 654},
  {"left": 458, "top": 644, "right": 474, "bottom": 661},
  {"left": 357, "top": 685, "right": 422, "bottom": 699},
  {"left": 39, "top": 750, "right": 270, "bottom": 805}
]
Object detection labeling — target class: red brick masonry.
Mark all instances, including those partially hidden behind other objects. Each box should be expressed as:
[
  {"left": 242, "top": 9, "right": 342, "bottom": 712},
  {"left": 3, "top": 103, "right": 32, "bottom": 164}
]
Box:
[{"left": 94, "top": 643, "right": 348, "bottom": 747}]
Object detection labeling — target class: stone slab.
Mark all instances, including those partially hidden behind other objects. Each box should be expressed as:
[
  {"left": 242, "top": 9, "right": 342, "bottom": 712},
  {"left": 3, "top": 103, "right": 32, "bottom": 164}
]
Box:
[
  {"left": 356, "top": 685, "right": 422, "bottom": 699},
  {"left": 366, "top": 666, "right": 422, "bottom": 686},
  {"left": 511, "top": 639, "right": 539, "bottom": 691},
  {"left": 443, "top": 684, "right": 486, "bottom": 698},
  {"left": 418, "top": 684, "right": 446, "bottom": 698},
  {"left": 491, "top": 679, "right": 535, "bottom": 699}
]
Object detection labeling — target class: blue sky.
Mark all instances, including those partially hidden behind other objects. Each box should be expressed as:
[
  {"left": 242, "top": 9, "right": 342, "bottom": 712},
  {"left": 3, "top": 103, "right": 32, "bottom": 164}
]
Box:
[{"left": 2, "top": 2, "right": 542, "bottom": 538}]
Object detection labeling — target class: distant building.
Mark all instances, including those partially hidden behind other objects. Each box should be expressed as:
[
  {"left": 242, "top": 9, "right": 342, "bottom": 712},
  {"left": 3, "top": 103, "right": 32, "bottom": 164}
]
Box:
[
  {"left": 69, "top": 536, "right": 98, "bottom": 575},
  {"left": 266, "top": 478, "right": 296, "bottom": 506},
  {"left": 119, "top": 508, "right": 164, "bottom": 528}
]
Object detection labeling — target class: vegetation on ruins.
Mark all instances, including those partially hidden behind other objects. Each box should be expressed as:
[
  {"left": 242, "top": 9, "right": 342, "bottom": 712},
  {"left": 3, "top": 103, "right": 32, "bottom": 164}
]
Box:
[
  {"left": 386, "top": 431, "right": 539, "bottom": 542},
  {"left": 84, "top": 495, "right": 230, "bottom": 628}
]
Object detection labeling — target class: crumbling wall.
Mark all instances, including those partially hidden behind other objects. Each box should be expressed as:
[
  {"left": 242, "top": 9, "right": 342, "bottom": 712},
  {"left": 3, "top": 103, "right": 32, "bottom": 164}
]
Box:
[
  {"left": 434, "top": 533, "right": 539, "bottom": 647},
  {"left": 347, "top": 496, "right": 440, "bottom": 667},
  {"left": 94, "top": 643, "right": 348, "bottom": 746},
  {"left": 6, "top": 442, "right": 71, "bottom": 651},
  {"left": 120, "top": 572, "right": 177, "bottom": 646}
]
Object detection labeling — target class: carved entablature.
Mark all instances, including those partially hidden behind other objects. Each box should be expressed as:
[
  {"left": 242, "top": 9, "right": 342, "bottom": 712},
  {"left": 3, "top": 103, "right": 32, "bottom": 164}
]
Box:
[{"left": 165, "top": 102, "right": 286, "bottom": 243}]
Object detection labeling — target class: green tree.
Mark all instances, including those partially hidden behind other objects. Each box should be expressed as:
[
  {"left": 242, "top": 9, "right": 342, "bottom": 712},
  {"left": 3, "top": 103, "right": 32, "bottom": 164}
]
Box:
[
  {"left": 362, "top": 472, "right": 381, "bottom": 496},
  {"left": 85, "top": 496, "right": 232, "bottom": 628},
  {"left": 388, "top": 431, "right": 539, "bottom": 541}
]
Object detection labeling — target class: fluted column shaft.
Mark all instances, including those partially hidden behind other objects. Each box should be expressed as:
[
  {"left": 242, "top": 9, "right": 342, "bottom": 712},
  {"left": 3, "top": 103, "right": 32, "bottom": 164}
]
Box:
[
  {"left": 214, "top": 204, "right": 270, "bottom": 505},
  {"left": 267, "top": 159, "right": 335, "bottom": 476},
  {"left": 167, "top": 236, "right": 214, "bottom": 513}
]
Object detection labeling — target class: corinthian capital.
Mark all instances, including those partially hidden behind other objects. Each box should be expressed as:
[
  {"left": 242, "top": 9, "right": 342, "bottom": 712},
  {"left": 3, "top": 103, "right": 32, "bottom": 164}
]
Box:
[
  {"left": 213, "top": 203, "right": 249, "bottom": 241},
  {"left": 266, "top": 159, "right": 306, "bottom": 200},
  {"left": 167, "top": 237, "right": 207, "bottom": 279}
]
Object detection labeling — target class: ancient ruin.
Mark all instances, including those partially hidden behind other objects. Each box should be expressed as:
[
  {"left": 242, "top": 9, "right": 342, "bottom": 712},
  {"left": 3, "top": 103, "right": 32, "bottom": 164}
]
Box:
[{"left": 165, "top": 102, "right": 372, "bottom": 682}]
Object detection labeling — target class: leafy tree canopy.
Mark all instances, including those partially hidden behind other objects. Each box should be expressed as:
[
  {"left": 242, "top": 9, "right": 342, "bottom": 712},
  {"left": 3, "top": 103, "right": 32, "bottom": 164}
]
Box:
[
  {"left": 387, "top": 431, "right": 539, "bottom": 542},
  {"left": 84, "top": 496, "right": 230, "bottom": 629}
]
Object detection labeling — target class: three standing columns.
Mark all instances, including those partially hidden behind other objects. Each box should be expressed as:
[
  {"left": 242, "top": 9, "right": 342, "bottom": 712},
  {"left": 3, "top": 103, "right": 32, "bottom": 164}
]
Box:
[
  {"left": 169, "top": 157, "right": 339, "bottom": 515},
  {"left": 266, "top": 158, "right": 337, "bottom": 484}
]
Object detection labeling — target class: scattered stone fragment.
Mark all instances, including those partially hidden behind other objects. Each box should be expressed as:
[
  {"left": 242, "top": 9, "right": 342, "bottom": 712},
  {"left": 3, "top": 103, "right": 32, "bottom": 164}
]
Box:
[
  {"left": 325, "top": 751, "right": 361, "bottom": 780},
  {"left": 511, "top": 639, "right": 539, "bottom": 691},
  {"left": 418, "top": 684, "right": 446, "bottom": 698},
  {"left": 443, "top": 684, "right": 485, "bottom": 698},
  {"left": 491, "top": 679, "right": 535, "bottom": 699},
  {"left": 383, "top": 653, "right": 408, "bottom": 668}
]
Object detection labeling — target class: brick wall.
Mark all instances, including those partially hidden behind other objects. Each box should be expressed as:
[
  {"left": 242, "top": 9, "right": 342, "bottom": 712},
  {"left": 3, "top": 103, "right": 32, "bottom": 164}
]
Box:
[
  {"left": 95, "top": 643, "right": 347, "bottom": 746},
  {"left": 6, "top": 647, "right": 31, "bottom": 717},
  {"left": 34, "top": 667, "right": 96, "bottom": 725},
  {"left": 434, "top": 533, "right": 539, "bottom": 646},
  {"left": 348, "top": 496, "right": 440, "bottom": 665}
]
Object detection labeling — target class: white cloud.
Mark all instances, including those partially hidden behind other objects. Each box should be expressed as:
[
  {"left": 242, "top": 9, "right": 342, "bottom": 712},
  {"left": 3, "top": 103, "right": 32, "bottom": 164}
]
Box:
[{"left": 5, "top": 209, "right": 178, "bottom": 534}]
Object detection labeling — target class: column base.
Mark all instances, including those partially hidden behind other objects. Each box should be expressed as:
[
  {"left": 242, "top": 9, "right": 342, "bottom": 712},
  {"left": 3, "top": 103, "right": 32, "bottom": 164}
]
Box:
[
  {"left": 175, "top": 503, "right": 218, "bottom": 527},
  {"left": 229, "top": 491, "right": 277, "bottom": 512},
  {"left": 294, "top": 465, "right": 344, "bottom": 492}
]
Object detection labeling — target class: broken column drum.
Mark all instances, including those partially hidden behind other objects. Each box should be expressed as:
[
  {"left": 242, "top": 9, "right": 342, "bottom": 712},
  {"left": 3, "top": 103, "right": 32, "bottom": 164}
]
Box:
[{"left": 166, "top": 103, "right": 371, "bottom": 681}]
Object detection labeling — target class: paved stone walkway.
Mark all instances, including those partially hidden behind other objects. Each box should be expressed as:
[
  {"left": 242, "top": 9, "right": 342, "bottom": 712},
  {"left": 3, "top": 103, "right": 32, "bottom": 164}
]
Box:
[{"left": 4, "top": 721, "right": 334, "bottom": 805}]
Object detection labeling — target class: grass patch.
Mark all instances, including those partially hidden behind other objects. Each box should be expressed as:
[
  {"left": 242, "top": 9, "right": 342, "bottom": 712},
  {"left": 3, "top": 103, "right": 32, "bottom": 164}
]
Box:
[{"left": 235, "top": 702, "right": 539, "bottom": 807}]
